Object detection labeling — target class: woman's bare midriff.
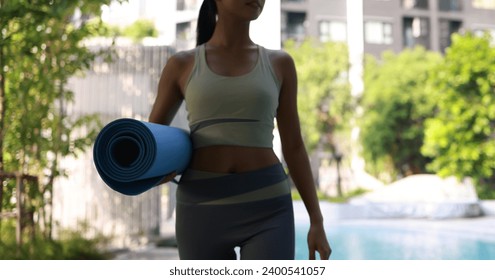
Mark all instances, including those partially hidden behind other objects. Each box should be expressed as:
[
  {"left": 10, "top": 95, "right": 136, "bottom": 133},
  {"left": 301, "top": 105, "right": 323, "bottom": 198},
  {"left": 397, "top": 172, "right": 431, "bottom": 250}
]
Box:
[{"left": 188, "top": 146, "right": 281, "bottom": 173}]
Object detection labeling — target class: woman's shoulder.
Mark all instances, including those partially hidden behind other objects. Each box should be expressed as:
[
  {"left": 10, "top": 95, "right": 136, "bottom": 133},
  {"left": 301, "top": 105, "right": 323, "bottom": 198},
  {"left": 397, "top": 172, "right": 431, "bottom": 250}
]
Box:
[
  {"left": 160, "top": 47, "right": 198, "bottom": 84},
  {"left": 264, "top": 48, "right": 293, "bottom": 61},
  {"left": 265, "top": 49, "right": 294, "bottom": 69},
  {"left": 167, "top": 48, "right": 197, "bottom": 68}
]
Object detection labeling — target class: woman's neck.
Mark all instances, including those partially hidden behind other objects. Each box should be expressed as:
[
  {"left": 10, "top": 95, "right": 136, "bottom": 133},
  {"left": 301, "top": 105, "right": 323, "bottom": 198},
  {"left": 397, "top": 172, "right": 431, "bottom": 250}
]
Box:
[{"left": 208, "top": 18, "right": 255, "bottom": 49}]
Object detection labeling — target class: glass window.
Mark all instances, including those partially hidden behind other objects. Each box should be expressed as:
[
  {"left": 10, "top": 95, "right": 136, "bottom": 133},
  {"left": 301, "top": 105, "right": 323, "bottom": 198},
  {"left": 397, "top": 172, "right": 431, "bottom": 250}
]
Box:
[
  {"left": 319, "top": 21, "right": 347, "bottom": 42},
  {"left": 439, "top": 19, "right": 462, "bottom": 52},
  {"left": 438, "top": 0, "right": 462, "bottom": 11},
  {"left": 285, "top": 12, "right": 307, "bottom": 39},
  {"left": 364, "top": 21, "right": 393, "bottom": 44},
  {"left": 472, "top": 0, "right": 495, "bottom": 9},
  {"left": 402, "top": 0, "right": 429, "bottom": 9},
  {"left": 177, "top": 0, "right": 198, "bottom": 11},
  {"left": 177, "top": 0, "right": 186, "bottom": 10},
  {"left": 474, "top": 28, "right": 495, "bottom": 39},
  {"left": 403, "top": 17, "right": 431, "bottom": 49},
  {"left": 176, "top": 22, "right": 191, "bottom": 40}
]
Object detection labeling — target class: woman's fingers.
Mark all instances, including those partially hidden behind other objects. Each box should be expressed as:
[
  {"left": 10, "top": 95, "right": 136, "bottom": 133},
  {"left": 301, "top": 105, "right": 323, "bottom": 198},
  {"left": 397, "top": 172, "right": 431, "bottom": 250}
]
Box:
[
  {"left": 309, "top": 247, "right": 316, "bottom": 260},
  {"left": 158, "top": 171, "right": 177, "bottom": 185},
  {"left": 307, "top": 226, "right": 332, "bottom": 260},
  {"left": 319, "top": 245, "right": 332, "bottom": 260}
]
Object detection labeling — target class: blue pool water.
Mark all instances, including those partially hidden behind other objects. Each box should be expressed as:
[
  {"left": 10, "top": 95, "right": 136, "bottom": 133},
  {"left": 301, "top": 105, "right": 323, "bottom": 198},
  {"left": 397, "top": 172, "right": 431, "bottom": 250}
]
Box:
[{"left": 295, "top": 222, "right": 495, "bottom": 260}]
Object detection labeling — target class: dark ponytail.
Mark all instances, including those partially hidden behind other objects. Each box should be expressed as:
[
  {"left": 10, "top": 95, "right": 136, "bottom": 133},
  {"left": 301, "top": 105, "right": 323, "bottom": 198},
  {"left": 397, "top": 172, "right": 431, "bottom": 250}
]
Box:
[{"left": 196, "top": 0, "right": 217, "bottom": 46}]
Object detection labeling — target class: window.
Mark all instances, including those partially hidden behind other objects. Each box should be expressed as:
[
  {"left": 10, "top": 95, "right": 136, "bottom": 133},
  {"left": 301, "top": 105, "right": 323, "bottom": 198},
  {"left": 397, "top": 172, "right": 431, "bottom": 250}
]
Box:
[
  {"left": 364, "top": 21, "right": 393, "bottom": 44},
  {"left": 403, "top": 17, "right": 430, "bottom": 48},
  {"left": 283, "top": 12, "right": 307, "bottom": 41},
  {"left": 177, "top": 0, "right": 198, "bottom": 11},
  {"left": 474, "top": 28, "right": 495, "bottom": 38},
  {"left": 474, "top": 29, "right": 495, "bottom": 45},
  {"left": 439, "top": 19, "right": 462, "bottom": 52},
  {"left": 177, "top": 0, "right": 186, "bottom": 10},
  {"left": 402, "top": 0, "right": 429, "bottom": 9},
  {"left": 472, "top": 0, "right": 495, "bottom": 9},
  {"left": 319, "top": 21, "right": 347, "bottom": 42},
  {"left": 438, "top": 0, "right": 462, "bottom": 11},
  {"left": 176, "top": 22, "right": 192, "bottom": 40}
]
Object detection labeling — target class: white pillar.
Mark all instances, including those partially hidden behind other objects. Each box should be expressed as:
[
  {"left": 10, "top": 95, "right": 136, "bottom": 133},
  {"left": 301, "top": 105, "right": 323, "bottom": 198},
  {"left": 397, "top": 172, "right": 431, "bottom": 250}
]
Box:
[
  {"left": 346, "top": 0, "right": 364, "bottom": 97},
  {"left": 146, "top": 0, "right": 177, "bottom": 46},
  {"left": 251, "top": 0, "right": 281, "bottom": 50},
  {"left": 347, "top": 0, "right": 367, "bottom": 179},
  {"left": 250, "top": 0, "right": 283, "bottom": 160}
]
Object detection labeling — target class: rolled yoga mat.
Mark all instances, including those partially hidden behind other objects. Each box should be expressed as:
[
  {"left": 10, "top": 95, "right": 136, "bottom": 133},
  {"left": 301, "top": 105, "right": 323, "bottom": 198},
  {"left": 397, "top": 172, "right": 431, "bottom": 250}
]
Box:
[{"left": 93, "top": 118, "right": 192, "bottom": 196}]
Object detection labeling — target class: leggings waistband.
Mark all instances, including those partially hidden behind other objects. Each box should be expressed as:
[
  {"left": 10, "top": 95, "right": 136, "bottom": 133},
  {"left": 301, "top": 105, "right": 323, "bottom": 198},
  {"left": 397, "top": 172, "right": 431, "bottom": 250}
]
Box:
[{"left": 177, "top": 163, "right": 291, "bottom": 205}]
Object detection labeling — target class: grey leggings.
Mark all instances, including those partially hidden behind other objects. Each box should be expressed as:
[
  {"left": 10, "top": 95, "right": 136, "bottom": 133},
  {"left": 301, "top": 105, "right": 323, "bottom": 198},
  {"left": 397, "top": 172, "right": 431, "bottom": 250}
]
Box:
[{"left": 176, "top": 163, "right": 295, "bottom": 260}]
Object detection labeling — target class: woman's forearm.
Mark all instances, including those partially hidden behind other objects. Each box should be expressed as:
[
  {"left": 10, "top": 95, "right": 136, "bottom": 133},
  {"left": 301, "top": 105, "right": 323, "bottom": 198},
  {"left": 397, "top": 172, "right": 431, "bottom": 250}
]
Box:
[{"left": 283, "top": 144, "right": 324, "bottom": 224}]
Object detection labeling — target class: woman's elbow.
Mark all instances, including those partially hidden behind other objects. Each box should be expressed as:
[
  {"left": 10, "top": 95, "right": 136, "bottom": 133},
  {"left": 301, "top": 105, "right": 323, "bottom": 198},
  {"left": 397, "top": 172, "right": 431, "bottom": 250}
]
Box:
[{"left": 148, "top": 111, "right": 165, "bottom": 124}]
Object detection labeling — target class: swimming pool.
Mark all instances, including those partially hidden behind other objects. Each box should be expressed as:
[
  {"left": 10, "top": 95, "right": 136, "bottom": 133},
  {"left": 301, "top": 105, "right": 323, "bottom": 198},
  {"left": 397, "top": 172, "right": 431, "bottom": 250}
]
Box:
[{"left": 295, "top": 221, "right": 495, "bottom": 260}]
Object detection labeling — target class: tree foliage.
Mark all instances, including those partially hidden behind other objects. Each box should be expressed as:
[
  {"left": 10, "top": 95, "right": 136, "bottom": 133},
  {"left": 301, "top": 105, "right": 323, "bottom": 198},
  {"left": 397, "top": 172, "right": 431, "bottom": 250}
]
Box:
[
  {"left": 98, "top": 19, "right": 159, "bottom": 42},
  {"left": 0, "top": 220, "right": 111, "bottom": 259},
  {"left": 122, "top": 19, "right": 158, "bottom": 42},
  {"left": 422, "top": 32, "right": 495, "bottom": 198},
  {"left": 359, "top": 47, "right": 442, "bottom": 182},
  {"left": 284, "top": 39, "right": 353, "bottom": 155},
  {"left": 0, "top": 0, "right": 120, "bottom": 236}
]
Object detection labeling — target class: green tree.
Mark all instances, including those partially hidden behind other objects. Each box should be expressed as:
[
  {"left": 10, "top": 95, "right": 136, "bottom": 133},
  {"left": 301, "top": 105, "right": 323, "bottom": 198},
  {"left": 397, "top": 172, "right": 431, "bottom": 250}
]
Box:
[
  {"left": 284, "top": 39, "right": 352, "bottom": 196},
  {"left": 122, "top": 19, "right": 158, "bottom": 42},
  {"left": 0, "top": 0, "right": 121, "bottom": 238},
  {"left": 359, "top": 47, "right": 441, "bottom": 182},
  {"left": 284, "top": 39, "right": 352, "bottom": 154},
  {"left": 422, "top": 32, "right": 495, "bottom": 199}
]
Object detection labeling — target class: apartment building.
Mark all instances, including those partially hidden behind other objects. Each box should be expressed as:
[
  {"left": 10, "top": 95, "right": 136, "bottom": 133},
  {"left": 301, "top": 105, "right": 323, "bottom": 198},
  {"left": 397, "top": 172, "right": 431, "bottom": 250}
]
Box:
[
  {"left": 101, "top": 0, "right": 281, "bottom": 50},
  {"left": 101, "top": 0, "right": 200, "bottom": 49},
  {"left": 282, "top": 0, "right": 495, "bottom": 57}
]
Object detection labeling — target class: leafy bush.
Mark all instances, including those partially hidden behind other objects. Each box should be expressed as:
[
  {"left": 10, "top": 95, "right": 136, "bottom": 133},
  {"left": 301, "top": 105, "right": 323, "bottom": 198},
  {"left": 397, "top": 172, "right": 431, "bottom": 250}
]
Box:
[
  {"left": 421, "top": 32, "right": 495, "bottom": 199},
  {"left": 0, "top": 221, "right": 111, "bottom": 260},
  {"left": 359, "top": 47, "right": 442, "bottom": 182},
  {"left": 122, "top": 19, "right": 158, "bottom": 42}
]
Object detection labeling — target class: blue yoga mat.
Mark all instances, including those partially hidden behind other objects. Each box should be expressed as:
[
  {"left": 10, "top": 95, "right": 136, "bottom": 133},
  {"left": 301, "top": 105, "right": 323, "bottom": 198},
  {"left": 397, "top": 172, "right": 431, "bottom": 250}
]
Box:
[{"left": 93, "top": 118, "right": 192, "bottom": 196}]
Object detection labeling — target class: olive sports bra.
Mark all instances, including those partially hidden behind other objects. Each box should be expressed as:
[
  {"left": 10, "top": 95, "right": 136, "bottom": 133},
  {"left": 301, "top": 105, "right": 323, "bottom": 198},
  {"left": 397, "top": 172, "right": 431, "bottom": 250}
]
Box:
[{"left": 184, "top": 44, "right": 281, "bottom": 149}]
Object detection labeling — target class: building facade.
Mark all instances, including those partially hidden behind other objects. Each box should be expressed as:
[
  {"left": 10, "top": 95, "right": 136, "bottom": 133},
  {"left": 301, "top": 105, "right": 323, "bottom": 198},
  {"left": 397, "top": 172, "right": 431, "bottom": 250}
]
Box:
[
  {"left": 101, "top": 0, "right": 281, "bottom": 50},
  {"left": 281, "top": 0, "right": 495, "bottom": 196},
  {"left": 282, "top": 0, "right": 495, "bottom": 57},
  {"left": 101, "top": 0, "right": 200, "bottom": 49}
]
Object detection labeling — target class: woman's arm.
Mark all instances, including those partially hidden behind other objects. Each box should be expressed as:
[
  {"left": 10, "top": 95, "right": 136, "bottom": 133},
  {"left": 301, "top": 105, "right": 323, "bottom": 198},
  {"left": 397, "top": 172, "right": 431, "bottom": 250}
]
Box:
[
  {"left": 274, "top": 50, "right": 331, "bottom": 260},
  {"left": 149, "top": 51, "right": 192, "bottom": 182},
  {"left": 148, "top": 52, "right": 190, "bottom": 124}
]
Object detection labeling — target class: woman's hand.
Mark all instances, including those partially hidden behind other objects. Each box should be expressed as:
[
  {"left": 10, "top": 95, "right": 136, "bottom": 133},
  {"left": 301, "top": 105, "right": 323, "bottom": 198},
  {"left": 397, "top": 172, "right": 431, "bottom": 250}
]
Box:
[
  {"left": 307, "top": 223, "right": 331, "bottom": 260},
  {"left": 158, "top": 171, "right": 178, "bottom": 185}
]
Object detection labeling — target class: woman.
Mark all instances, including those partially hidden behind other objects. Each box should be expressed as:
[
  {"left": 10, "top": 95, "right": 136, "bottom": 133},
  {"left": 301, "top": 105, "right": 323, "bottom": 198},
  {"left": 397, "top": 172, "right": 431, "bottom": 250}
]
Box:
[{"left": 149, "top": 0, "right": 331, "bottom": 260}]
